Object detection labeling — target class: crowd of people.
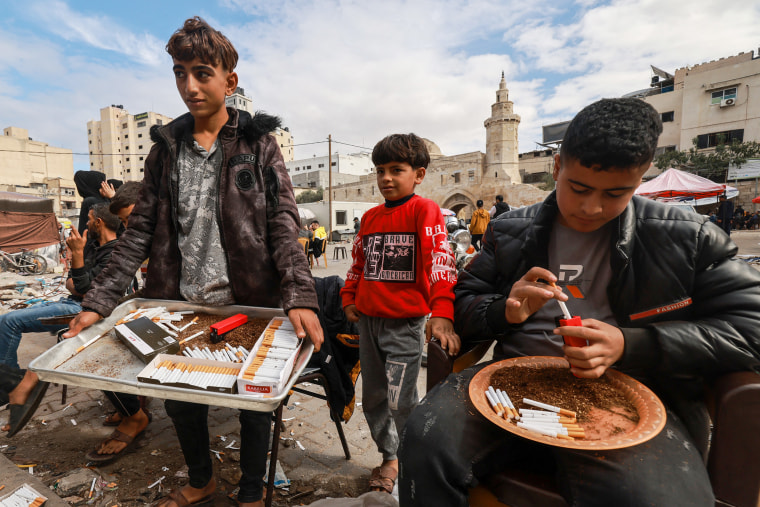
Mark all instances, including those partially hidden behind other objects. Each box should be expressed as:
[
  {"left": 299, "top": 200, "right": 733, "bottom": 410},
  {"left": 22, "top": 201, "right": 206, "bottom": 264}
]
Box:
[{"left": 2, "top": 16, "right": 760, "bottom": 507}]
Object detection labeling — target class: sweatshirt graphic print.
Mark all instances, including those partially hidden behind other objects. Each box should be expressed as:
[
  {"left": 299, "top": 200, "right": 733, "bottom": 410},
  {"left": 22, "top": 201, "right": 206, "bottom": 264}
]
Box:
[{"left": 341, "top": 195, "right": 457, "bottom": 320}]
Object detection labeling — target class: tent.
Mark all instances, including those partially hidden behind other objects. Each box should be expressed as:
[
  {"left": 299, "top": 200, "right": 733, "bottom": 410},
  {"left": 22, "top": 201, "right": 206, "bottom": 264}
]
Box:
[
  {"left": 636, "top": 168, "right": 738, "bottom": 205},
  {"left": 0, "top": 192, "right": 60, "bottom": 253}
]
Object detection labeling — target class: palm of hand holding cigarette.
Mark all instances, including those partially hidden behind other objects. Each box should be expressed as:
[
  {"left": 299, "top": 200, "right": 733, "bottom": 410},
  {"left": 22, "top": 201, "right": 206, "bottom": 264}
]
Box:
[{"left": 505, "top": 266, "right": 624, "bottom": 378}]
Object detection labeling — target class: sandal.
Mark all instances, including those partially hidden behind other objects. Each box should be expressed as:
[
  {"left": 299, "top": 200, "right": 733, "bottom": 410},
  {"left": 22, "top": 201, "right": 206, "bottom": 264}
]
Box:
[
  {"left": 7, "top": 381, "right": 49, "bottom": 437},
  {"left": 154, "top": 487, "right": 215, "bottom": 507},
  {"left": 369, "top": 465, "right": 397, "bottom": 494},
  {"left": 85, "top": 427, "right": 146, "bottom": 463}
]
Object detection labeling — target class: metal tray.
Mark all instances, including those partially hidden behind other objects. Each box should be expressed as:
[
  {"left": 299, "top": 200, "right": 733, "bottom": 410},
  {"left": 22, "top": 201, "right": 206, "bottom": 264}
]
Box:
[{"left": 28, "top": 299, "right": 313, "bottom": 412}]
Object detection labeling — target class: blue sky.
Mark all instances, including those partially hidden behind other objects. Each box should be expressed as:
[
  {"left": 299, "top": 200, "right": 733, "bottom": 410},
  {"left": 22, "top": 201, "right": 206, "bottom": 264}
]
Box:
[{"left": 2, "top": 0, "right": 760, "bottom": 172}]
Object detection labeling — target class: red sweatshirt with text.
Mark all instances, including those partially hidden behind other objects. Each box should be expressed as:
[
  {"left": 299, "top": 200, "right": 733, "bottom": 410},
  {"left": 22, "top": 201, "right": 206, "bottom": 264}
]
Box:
[{"left": 341, "top": 195, "right": 457, "bottom": 320}]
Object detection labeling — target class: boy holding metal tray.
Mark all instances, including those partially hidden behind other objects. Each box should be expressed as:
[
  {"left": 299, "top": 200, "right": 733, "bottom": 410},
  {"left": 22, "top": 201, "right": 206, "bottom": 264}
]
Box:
[
  {"left": 64, "top": 17, "right": 323, "bottom": 507},
  {"left": 398, "top": 98, "right": 760, "bottom": 506}
]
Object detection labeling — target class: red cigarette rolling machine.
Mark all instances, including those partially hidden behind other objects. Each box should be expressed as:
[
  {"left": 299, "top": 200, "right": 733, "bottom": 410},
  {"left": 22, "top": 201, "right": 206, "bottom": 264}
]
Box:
[{"left": 210, "top": 313, "right": 248, "bottom": 343}]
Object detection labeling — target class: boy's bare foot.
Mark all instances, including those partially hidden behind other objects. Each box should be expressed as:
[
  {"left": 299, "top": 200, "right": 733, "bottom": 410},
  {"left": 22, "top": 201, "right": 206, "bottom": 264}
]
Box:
[
  {"left": 368, "top": 458, "right": 398, "bottom": 494},
  {"left": 155, "top": 478, "right": 216, "bottom": 507},
  {"left": 1, "top": 371, "right": 39, "bottom": 431}
]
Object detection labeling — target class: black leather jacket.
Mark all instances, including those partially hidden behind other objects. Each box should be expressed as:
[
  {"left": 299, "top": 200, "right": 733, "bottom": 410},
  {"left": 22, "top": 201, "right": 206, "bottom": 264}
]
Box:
[
  {"left": 455, "top": 193, "right": 760, "bottom": 387},
  {"left": 84, "top": 108, "right": 318, "bottom": 316}
]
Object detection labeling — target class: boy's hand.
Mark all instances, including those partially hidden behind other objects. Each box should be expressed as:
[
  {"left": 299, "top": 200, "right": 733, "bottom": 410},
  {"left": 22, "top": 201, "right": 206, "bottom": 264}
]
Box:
[
  {"left": 344, "top": 304, "right": 361, "bottom": 323},
  {"left": 555, "top": 318, "right": 625, "bottom": 378},
  {"left": 63, "top": 311, "right": 103, "bottom": 338},
  {"left": 426, "top": 317, "right": 460, "bottom": 357},
  {"left": 288, "top": 308, "right": 324, "bottom": 352},
  {"left": 505, "top": 267, "right": 567, "bottom": 325}
]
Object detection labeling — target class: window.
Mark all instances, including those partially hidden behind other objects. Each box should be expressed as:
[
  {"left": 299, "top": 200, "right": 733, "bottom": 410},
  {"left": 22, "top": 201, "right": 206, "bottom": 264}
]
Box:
[
  {"left": 336, "top": 211, "right": 347, "bottom": 225},
  {"left": 139, "top": 156, "right": 144, "bottom": 161},
  {"left": 696, "top": 129, "right": 744, "bottom": 149},
  {"left": 138, "top": 145, "right": 143, "bottom": 150},
  {"left": 126, "top": 146, "right": 129, "bottom": 150},
  {"left": 453, "top": 173, "right": 460, "bottom": 184},
  {"left": 140, "top": 168, "right": 144, "bottom": 172},
  {"left": 126, "top": 169, "right": 131, "bottom": 173},
  {"left": 331, "top": 162, "right": 337, "bottom": 166},
  {"left": 468, "top": 170, "right": 475, "bottom": 183},
  {"left": 661, "top": 111, "right": 674, "bottom": 122},
  {"left": 711, "top": 87, "right": 737, "bottom": 104},
  {"left": 156, "top": 120, "right": 163, "bottom": 126},
  {"left": 495, "top": 172, "right": 498, "bottom": 178},
  {"left": 137, "top": 121, "right": 147, "bottom": 127},
  {"left": 138, "top": 133, "right": 143, "bottom": 138},
  {"left": 88, "top": 129, "right": 92, "bottom": 134},
  {"left": 125, "top": 134, "right": 128, "bottom": 139},
  {"left": 357, "top": 188, "right": 362, "bottom": 195},
  {"left": 89, "top": 140, "right": 91, "bottom": 144},
  {"left": 126, "top": 157, "right": 130, "bottom": 161},
  {"left": 318, "top": 163, "right": 324, "bottom": 168},
  {"left": 307, "top": 165, "right": 311, "bottom": 169},
  {"left": 122, "top": 123, "right": 128, "bottom": 129}
]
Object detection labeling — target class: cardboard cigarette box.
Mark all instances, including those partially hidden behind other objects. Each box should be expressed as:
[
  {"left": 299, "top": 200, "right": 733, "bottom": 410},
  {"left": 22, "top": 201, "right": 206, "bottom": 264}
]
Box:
[
  {"left": 237, "top": 317, "right": 301, "bottom": 397},
  {"left": 137, "top": 354, "right": 242, "bottom": 394},
  {"left": 0, "top": 483, "right": 48, "bottom": 506},
  {"left": 114, "top": 316, "right": 179, "bottom": 363}
]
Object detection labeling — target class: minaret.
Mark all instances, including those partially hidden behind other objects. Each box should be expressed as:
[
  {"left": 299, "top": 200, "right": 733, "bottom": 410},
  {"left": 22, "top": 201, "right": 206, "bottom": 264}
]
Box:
[{"left": 484, "top": 72, "right": 521, "bottom": 183}]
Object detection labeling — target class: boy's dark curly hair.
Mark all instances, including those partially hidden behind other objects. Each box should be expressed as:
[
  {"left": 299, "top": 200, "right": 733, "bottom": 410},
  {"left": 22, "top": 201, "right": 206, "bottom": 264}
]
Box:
[
  {"left": 109, "top": 181, "right": 142, "bottom": 215},
  {"left": 90, "top": 202, "right": 121, "bottom": 233},
  {"left": 166, "top": 16, "right": 238, "bottom": 72},
  {"left": 372, "top": 133, "right": 430, "bottom": 169},
  {"left": 560, "top": 98, "right": 662, "bottom": 171}
]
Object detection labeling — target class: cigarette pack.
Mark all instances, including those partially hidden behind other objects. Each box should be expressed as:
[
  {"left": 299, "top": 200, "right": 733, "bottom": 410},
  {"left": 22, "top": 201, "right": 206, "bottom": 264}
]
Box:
[
  {"left": 114, "top": 316, "right": 180, "bottom": 363},
  {"left": 137, "top": 354, "right": 242, "bottom": 394},
  {"left": 0, "top": 483, "right": 48, "bottom": 506},
  {"left": 237, "top": 317, "right": 302, "bottom": 397}
]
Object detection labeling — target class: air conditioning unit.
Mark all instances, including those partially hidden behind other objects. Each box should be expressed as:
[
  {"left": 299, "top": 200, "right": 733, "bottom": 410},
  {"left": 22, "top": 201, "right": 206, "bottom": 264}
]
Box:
[{"left": 720, "top": 98, "right": 736, "bottom": 107}]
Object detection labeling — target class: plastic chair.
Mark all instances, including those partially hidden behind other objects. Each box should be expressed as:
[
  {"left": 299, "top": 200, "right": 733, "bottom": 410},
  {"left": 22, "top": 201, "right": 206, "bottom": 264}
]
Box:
[{"left": 426, "top": 338, "right": 760, "bottom": 507}]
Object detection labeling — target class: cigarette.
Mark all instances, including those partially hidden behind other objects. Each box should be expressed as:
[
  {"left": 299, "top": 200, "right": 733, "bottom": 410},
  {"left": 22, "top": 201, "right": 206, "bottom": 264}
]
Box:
[
  {"left": 522, "top": 398, "right": 576, "bottom": 418},
  {"left": 484, "top": 390, "right": 504, "bottom": 418},
  {"left": 89, "top": 477, "right": 96, "bottom": 498},
  {"left": 180, "top": 330, "right": 204, "bottom": 345},
  {"left": 496, "top": 389, "right": 519, "bottom": 419},
  {"left": 487, "top": 386, "right": 509, "bottom": 419},
  {"left": 517, "top": 421, "right": 575, "bottom": 440},
  {"left": 178, "top": 316, "right": 199, "bottom": 332},
  {"left": 75, "top": 332, "right": 106, "bottom": 353},
  {"left": 550, "top": 282, "right": 572, "bottom": 320}
]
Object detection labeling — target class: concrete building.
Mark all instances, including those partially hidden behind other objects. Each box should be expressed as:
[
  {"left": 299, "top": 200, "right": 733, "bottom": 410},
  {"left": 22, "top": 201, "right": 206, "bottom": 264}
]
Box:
[
  {"left": 0, "top": 127, "right": 79, "bottom": 216},
  {"left": 287, "top": 153, "right": 374, "bottom": 190},
  {"left": 630, "top": 50, "right": 760, "bottom": 155},
  {"left": 323, "top": 75, "right": 549, "bottom": 219},
  {"left": 87, "top": 105, "right": 173, "bottom": 182}
]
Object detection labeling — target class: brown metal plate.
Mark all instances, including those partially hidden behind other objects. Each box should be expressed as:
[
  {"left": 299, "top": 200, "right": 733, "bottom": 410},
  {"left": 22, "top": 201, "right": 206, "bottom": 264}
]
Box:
[{"left": 469, "top": 356, "right": 667, "bottom": 450}]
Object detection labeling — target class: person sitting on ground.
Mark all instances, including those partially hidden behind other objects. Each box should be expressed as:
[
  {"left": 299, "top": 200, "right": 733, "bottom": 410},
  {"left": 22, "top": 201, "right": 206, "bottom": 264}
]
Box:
[
  {"left": 64, "top": 17, "right": 323, "bottom": 507},
  {"left": 341, "top": 133, "right": 460, "bottom": 495},
  {"left": 468, "top": 199, "right": 490, "bottom": 251},
  {"left": 398, "top": 98, "right": 760, "bottom": 506}
]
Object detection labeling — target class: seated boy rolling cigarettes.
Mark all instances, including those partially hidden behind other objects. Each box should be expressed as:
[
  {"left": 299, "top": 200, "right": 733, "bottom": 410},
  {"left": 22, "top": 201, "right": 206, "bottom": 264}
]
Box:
[{"left": 398, "top": 98, "right": 760, "bottom": 506}]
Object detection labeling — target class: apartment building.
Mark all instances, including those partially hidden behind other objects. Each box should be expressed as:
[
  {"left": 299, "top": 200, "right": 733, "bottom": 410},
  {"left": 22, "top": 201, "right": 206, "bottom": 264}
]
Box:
[
  {"left": 0, "top": 127, "right": 79, "bottom": 216},
  {"left": 87, "top": 105, "right": 173, "bottom": 182}
]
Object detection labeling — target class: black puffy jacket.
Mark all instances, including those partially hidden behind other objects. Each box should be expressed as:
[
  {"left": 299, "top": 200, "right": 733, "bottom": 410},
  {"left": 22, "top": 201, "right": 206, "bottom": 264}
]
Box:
[{"left": 455, "top": 192, "right": 760, "bottom": 385}]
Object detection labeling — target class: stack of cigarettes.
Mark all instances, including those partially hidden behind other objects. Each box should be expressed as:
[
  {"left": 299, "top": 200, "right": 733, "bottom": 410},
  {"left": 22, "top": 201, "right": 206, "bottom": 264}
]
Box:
[
  {"left": 182, "top": 344, "right": 249, "bottom": 363},
  {"left": 241, "top": 319, "right": 300, "bottom": 383},
  {"left": 147, "top": 359, "right": 238, "bottom": 390},
  {"left": 485, "top": 387, "right": 585, "bottom": 440},
  {"left": 0, "top": 485, "right": 46, "bottom": 507}
]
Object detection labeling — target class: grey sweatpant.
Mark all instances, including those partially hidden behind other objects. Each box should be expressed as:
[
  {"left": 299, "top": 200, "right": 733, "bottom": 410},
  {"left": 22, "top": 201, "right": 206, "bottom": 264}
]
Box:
[{"left": 358, "top": 315, "right": 425, "bottom": 461}]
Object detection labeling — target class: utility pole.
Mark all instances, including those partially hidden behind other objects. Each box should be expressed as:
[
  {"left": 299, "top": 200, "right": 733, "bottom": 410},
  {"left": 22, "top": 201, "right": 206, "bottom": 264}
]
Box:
[{"left": 328, "top": 134, "right": 332, "bottom": 242}]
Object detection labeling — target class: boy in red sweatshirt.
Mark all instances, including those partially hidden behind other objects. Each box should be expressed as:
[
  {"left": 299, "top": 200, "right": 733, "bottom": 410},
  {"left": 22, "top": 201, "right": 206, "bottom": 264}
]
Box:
[{"left": 342, "top": 133, "right": 461, "bottom": 494}]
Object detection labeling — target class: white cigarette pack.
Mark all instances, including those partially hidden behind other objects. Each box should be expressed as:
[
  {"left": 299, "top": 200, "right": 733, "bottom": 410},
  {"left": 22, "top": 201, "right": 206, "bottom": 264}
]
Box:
[
  {"left": 0, "top": 483, "right": 48, "bottom": 506},
  {"left": 237, "top": 317, "right": 302, "bottom": 397},
  {"left": 137, "top": 354, "right": 242, "bottom": 394}
]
